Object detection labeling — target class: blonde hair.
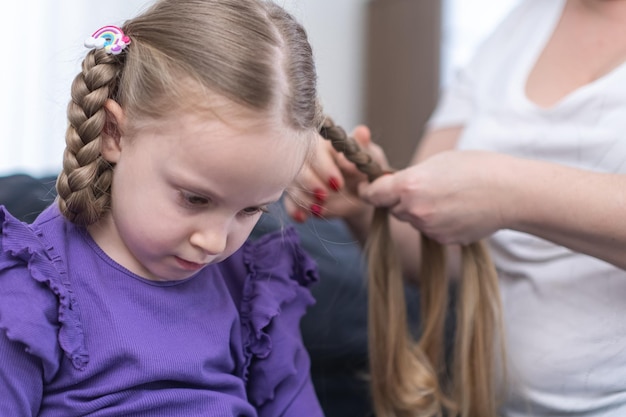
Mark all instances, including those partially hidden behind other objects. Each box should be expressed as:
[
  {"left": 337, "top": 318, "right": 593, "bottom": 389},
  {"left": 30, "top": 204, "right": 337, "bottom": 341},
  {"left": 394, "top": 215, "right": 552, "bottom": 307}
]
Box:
[
  {"left": 320, "top": 117, "right": 505, "bottom": 417},
  {"left": 57, "top": 0, "right": 322, "bottom": 225}
]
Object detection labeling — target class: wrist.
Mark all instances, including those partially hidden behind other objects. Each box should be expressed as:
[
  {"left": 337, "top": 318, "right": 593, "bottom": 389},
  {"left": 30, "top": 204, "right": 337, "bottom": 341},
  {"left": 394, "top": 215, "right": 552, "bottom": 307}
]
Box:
[
  {"left": 499, "top": 156, "right": 556, "bottom": 233},
  {"left": 494, "top": 154, "right": 529, "bottom": 231}
]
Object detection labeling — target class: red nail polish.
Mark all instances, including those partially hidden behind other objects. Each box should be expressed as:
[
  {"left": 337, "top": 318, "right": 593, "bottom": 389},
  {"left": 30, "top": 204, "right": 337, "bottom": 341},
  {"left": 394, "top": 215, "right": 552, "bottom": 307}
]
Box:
[
  {"left": 313, "top": 188, "right": 327, "bottom": 202},
  {"left": 310, "top": 204, "right": 322, "bottom": 217},
  {"left": 293, "top": 210, "right": 306, "bottom": 223},
  {"left": 328, "top": 177, "right": 340, "bottom": 192}
]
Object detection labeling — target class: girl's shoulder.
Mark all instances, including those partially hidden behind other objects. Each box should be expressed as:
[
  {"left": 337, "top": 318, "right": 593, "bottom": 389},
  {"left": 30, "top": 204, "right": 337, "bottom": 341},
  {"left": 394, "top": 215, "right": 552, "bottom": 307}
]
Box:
[
  {"left": 218, "top": 227, "right": 321, "bottom": 414},
  {"left": 218, "top": 226, "right": 319, "bottom": 310},
  {"left": 0, "top": 205, "right": 88, "bottom": 378}
]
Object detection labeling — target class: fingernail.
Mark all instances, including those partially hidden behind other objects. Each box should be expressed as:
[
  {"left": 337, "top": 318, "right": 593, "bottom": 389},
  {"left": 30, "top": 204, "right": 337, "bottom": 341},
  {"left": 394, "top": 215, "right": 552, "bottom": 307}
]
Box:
[
  {"left": 310, "top": 204, "right": 322, "bottom": 217},
  {"left": 313, "top": 188, "right": 327, "bottom": 202},
  {"left": 328, "top": 177, "right": 340, "bottom": 192},
  {"left": 293, "top": 210, "right": 306, "bottom": 223}
]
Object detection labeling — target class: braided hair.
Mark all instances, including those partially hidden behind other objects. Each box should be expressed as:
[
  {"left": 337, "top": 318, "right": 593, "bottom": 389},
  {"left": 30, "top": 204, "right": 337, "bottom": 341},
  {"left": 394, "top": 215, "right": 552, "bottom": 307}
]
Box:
[{"left": 319, "top": 117, "right": 505, "bottom": 417}]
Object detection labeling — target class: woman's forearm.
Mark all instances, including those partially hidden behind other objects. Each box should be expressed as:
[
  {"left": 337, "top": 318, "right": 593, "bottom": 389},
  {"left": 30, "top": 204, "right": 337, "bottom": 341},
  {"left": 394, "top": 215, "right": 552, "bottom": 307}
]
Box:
[{"left": 506, "top": 158, "right": 626, "bottom": 270}]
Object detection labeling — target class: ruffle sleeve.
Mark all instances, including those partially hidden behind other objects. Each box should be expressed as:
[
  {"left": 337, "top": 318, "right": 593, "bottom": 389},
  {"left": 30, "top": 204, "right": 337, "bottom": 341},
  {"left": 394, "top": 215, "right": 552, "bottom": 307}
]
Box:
[
  {"left": 0, "top": 206, "right": 88, "bottom": 380},
  {"left": 239, "top": 227, "right": 323, "bottom": 416}
]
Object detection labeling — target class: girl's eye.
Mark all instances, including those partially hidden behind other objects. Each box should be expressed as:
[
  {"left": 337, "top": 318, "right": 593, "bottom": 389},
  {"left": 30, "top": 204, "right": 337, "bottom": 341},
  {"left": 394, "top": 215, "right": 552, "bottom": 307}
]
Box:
[
  {"left": 180, "top": 191, "right": 210, "bottom": 207},
  {"left": 240, "top": 206, "right": 269, "bottom": 217}
]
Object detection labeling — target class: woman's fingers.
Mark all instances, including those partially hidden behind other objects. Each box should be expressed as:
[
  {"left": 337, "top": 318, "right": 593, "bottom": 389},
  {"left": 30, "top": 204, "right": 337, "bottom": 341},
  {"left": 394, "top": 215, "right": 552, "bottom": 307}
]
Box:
[
  {"left": 285, "top": 162, "right": 330, "bottom": 221},
  {"left": 358, "top": 173, "right": 400, "bottom": 207},
  {"left": 285, "top": 135, "right": 345, "bottom": 221},
  {"left": 285, "top": 124, "right": 393, "bottom": 222}
]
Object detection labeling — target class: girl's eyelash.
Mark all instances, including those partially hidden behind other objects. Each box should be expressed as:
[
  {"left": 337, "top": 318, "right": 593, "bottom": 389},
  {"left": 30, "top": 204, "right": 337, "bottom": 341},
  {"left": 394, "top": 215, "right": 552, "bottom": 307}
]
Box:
[
  {"left": 178, "top": 190, "right": 269, "bottom": 215},
  {"left": 179, "top": 191, "right": 210, "bottom": 207},
  {"left": 179, "top": 190, "right": 269, "bottom": 216},
  {"left": 240, "top": 206, "right": 269, "bottom": 216}
]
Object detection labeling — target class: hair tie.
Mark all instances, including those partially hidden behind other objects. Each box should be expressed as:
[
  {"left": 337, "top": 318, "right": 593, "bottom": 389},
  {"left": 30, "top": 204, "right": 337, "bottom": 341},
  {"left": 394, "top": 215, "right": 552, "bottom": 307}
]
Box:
[{"left": 84, "top": 25, "right": 131, "bottom": 55}]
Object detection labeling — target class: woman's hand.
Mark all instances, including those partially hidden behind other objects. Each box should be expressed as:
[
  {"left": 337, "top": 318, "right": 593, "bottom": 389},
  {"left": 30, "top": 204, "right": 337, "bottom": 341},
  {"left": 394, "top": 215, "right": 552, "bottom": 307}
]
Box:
[
  {"left": 359, "top": 150, "right": 516, "bottom": 245},
  {"left": 285, "top": 125, "right": 389, "bottom": 226}
]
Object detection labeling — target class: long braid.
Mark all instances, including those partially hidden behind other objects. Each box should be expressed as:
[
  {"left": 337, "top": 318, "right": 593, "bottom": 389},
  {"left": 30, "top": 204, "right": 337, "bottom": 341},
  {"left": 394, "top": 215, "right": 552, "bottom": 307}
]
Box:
[
  {"left": 319, "top": 118, "right": 385, "bottom": 181},
  {"left": 56, "top": 49, "right": 123, "bottom": 226},
  {"left": 318, "top": 116, "right": 504, "bottom": 417}
]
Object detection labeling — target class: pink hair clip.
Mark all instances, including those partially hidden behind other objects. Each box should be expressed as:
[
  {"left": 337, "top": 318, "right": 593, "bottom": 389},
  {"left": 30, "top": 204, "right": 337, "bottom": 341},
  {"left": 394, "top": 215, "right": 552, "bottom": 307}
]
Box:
[{"left": 84, "top": 25, "right": 131, "bottom": 55}]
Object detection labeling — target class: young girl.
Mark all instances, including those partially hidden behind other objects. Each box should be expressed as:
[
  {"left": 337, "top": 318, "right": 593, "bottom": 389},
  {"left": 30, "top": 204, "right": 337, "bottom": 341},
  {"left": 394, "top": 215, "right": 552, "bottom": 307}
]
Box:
[{"left": 0, "top": 0, "right": 326, "bottom": 416}]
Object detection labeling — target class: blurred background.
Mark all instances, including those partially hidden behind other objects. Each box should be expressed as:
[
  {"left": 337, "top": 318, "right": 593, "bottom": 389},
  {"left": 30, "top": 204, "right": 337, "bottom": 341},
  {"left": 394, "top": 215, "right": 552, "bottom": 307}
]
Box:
[{"left": 0, "top": 0, "right": 519, "bottom": 177}]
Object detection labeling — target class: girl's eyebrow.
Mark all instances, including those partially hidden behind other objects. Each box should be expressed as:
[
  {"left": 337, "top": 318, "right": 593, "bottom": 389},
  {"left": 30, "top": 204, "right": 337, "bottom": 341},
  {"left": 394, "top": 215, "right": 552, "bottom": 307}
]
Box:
[
  {"left": 255, "top": 193, "right": 284, "bottom": 207},
  {"left": 258, "top": 197, "right": 280, "bottom": 207}
]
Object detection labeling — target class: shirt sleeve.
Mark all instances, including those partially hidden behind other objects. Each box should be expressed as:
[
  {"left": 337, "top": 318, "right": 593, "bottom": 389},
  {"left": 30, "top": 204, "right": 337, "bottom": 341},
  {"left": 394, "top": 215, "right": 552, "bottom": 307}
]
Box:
[
  {"left": 0, "top": 325, "right": 44, "bottom": 416},
  {"left": 0, "top": 206, "right": 86, "bottom": 415},
  {"left": 427, "top": 0, "right": 534, "bottom": 131},
  {"left": 426, "top": 64, "right": 476, "bottom": 131}
]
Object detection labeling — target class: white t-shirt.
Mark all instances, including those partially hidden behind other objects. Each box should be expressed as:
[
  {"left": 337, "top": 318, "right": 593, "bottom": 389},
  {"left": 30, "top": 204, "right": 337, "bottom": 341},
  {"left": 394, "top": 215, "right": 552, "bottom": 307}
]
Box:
[{"left": 429, "top": 0, "right": 626, "bottom": 415}]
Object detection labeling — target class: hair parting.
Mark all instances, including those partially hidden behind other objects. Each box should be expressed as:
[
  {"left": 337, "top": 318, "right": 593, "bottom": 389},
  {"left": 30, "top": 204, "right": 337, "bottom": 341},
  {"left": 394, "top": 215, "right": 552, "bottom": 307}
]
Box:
[{"left": 318, "top": 116, "right": 505, "bottom": 417}]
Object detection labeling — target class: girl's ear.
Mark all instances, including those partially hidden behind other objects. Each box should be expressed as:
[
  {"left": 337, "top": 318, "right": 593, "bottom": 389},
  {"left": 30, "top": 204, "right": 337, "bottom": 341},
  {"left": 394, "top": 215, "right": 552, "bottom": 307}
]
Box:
[{"left": 101, "top": 99, "right": 126, "bottom": 164}]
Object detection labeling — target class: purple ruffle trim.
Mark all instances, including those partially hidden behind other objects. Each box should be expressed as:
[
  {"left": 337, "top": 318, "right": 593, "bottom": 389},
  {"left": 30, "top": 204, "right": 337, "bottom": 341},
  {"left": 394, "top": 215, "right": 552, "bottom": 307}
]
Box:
[
  {"left": 0, "top": 207, "right": 88, "bottom": 370},
  {"left": 239, "top": 227, "right": 318, "bottom": 407}
]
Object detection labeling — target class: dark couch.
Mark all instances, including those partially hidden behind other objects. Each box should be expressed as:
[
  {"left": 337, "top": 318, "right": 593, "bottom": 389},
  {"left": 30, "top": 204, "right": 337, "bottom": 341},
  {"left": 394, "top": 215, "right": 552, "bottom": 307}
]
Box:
[{"left": 0, "top": 174, "right": 58, "bottom": 223}]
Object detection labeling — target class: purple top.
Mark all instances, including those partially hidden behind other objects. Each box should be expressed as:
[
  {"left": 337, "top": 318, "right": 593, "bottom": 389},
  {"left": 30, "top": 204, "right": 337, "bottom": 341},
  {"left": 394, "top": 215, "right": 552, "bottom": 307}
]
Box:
[{"left": 0, "top": 205, "right": 324, "bottom": 417}]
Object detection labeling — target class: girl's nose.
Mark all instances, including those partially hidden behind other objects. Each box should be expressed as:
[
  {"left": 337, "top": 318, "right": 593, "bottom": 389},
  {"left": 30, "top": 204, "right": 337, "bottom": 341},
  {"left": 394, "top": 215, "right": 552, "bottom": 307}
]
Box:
[{"left": 189, "top": 228, "right": 228, "bottom": 256}]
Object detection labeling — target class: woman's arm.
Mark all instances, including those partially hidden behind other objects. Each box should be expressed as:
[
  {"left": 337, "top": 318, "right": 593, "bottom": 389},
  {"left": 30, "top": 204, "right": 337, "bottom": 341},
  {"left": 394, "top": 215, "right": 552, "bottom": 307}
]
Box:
[
  {"left": 506, "top": 157, "right": 626, "bottom": 270},
  {"left": 361, "top": 149, "right": 626, "bottom": 271}
]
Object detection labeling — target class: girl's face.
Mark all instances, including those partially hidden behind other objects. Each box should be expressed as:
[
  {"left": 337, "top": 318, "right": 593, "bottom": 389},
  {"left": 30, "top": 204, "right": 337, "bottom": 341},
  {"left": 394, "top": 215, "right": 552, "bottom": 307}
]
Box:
[{"left": 91, "top": 103, "right": 308, "bottom": 281}]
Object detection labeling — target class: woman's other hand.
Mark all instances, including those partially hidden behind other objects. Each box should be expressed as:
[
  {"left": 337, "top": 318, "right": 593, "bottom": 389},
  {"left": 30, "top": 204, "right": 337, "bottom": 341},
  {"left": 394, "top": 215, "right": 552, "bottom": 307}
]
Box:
[
  {"left": 359, "top": 150, "right": 516, "bottom": 245},
  {"left": 285, "top": 125, "right": 389, "bottom": 226}
]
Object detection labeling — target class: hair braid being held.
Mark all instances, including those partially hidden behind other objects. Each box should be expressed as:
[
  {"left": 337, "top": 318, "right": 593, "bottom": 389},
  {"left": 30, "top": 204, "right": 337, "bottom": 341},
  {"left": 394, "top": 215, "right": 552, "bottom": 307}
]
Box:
[{"left": 318, "top": 116, "right": 504, "bottom": 417}]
